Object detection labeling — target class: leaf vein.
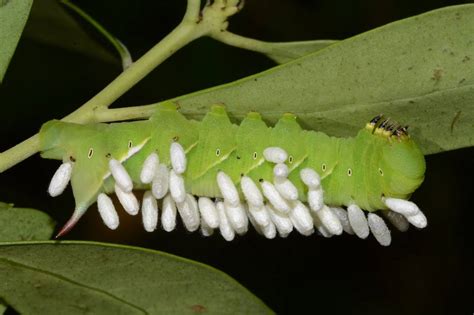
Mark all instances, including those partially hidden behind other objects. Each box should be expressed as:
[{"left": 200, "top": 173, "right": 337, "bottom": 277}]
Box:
[{"left": 0, "top": 257, "right": 148, "bottom": 314}]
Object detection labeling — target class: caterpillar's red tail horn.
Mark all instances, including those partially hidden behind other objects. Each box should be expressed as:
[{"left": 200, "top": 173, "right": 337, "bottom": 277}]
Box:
[{"left": 55, "top": 205, "right": 88, "bottom": 238}]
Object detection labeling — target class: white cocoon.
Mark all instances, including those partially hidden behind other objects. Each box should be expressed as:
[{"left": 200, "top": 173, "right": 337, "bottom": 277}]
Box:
[
  {"left": 261, "top": 181, "right": 291, "bottom": 213},
  {"left": 169, "top": 169, "right": 186, "bottom": 203},
  {"left": 48, "top": 161, "right": 73, "bottom": 197},
  {"left": 241, "top": 176, "right": 264, "bottom": 207},
  {"left": 161, "top": 195, "right": 177, "bottom": 232},
  {"left": 142, "top": 191, "right": 158, "bottom": 232},
  {"left": 263, "top": 147, "right": 288, "bottom": 163},
  {"left": 152, "top": 164, "right": 169, "bottom": 199},
  {"left": 115, "top": 184, "right": 139, "bottom": 216},
  {"left": 97, "top": 193, "right": 119, "bottom": 230},
  {"left": 109, "top": 159, "right": 133, "bottom": 192},
  {"left": 170, "top": 142, "right": 186, "bottom": 174},
  {"left": 216, "top": 171, "right": 240, "bottom": 206},
  {"left": 140, "top": 152, "right": 159, "bottom": 184}
]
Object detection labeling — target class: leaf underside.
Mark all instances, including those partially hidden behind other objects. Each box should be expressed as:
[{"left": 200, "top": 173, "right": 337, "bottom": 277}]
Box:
[
  {"left": 0, "top": 0, "right": 33, "bottom": 82},
  {"left": 0, "top": 241, "right": 273, "bottom": 315},
  {"left": 264, "top": 39, "right": 338, "bottom": 64},
  {"left": 0, "top": 202, "right": 55, "bottom": 242},
  {"left": 174, "top": 4, "right": 474, "bottom": 155}
]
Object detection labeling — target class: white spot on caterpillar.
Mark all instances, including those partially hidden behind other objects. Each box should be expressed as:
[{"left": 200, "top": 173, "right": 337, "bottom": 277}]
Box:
[
  {"left": 122, "top": 138, "right": 149, "bottom": 163},
  {"left": 224, "top": 202, "right": 248, "bottom": 235},
  {"left": 382, "top": 197, "right": 420, "bottom": 217},
  {"left": 382, "top": 210, "right": 409, "bottom": 232},
  {"left": 273, "top": 163, "right": 289, "bottom": 178},
  {"left": 48, "top": 161, "right": 73, "bottom": 197},
  {"left": 289, "top": 201, "right": 314, "bottom": 236},
  {"left": 109, "top": 159, "right": 133, "bottom": 192},
  {"left": 142, "top": 191, "right": 158, "bottom": 232},
  {"left": 330, "top": 207, "right": 354, "bottom": 235},
  {"left": 161, "top": 194, "right": 177, "bottom": 232},
  {"left": 263, "top": 147, "right": 288, "bottom": 164},
  {"left": 247, "top": 204, "right": 271, "bottom": 228},
  {"left": 169, "top": 169, "right": 186, "bottom": 203},
  {"left": 308, "top": 188, "right": 324, "bottom": 212},
  {"left": 140, "top": 152, "right": 159, "bottom": 184},
  {"left": 170, "top": 142, "right": 186, "bottom": 174},
  {"left": 240, "top": 176, "right": 264, "bottom": 207},
  {"left": 368, "top": 213, "right": 391, "bottom": 246},
  {"left": 97, "top": 193, "right": 119, "bottom": 230},
  {"left": 152, "top": 164, "right": 169, "bottom": 199},
  {"left": 348, "top": 204, "right": 370, "bottom": 239},
  {"left": 315, "top": 205, "right": 343, "bottom": 235},
  {"left": 87, "top": 148, "right": 94, "bottom": 159},
  {"left": 217, "top": 171, "right": 240, "bottom": 207},
  {"left": 114, "top": 183, "right": 139, "bottom": 216},
  {"left": 216, "top": 201, "right": 235, "bottom": 241},
  {"left": 267, "top": 204, "right": 293, "bottom": 237},
  {"left": 274, "top": 177, "right": 298, "bottom": 201},
  {"left": 197, "top": 197, "right": 219, "bottom": 229},
  {"left": 261, "top": 181, "right": 291, "bottom": 213},
  {"left": 176, "top": 194, "right": 200, "bottom": 232},
  {"left": 300, "top": 168, "right": 321, "bottom": 189}
]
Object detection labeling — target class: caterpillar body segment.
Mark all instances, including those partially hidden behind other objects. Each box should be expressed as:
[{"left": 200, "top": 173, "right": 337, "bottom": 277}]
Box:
[{"left": 39, "top": 101, "right": 427, "bottom": 245}]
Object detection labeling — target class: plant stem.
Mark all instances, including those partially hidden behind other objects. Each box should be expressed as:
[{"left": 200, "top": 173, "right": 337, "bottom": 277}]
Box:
[
  {"left": 211, "top": 31, "right": 285, "bottom": 55},
  {"left": 64, "top": 25, "right": 206, "bottom": 123},
  {"left": 0, "top": 135, "right": 40, "bottom": 173},
  {"left": 0, "top": 0, "right": 206, "bottom": 173},
  {"left": 93, "top": 105, "right": 157, "bottom": 122},
  {"left": 0, "top": 0, "right": 288, "bottom": 174}
]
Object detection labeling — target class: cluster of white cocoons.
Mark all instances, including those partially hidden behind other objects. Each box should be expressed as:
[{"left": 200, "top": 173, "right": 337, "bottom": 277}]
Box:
[
  {"left": 382, "top": 197, "right": 427, "bottom": 228},
  {"left": 48, "top": 144, "right": 427, "bottom": 246}
]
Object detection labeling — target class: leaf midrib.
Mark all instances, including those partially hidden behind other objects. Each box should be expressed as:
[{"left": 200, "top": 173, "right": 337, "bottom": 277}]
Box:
[{"left": 0, "top": 256, "right": 148, "bottom": 314}]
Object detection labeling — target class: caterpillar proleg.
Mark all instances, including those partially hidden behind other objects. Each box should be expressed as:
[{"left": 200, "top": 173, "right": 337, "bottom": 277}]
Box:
[{"left": 39, "top": 101, "right": 426, "bottom": 245}]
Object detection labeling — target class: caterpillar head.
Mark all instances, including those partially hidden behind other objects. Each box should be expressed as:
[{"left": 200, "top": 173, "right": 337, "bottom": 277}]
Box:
[{"left": 367, "top": 116, "right": 426, "bottom": 198}]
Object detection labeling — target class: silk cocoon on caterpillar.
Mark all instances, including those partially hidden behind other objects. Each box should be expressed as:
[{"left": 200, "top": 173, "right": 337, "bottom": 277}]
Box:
[{"left": 39, "top": 101, "right": 427, "bottom": 246}]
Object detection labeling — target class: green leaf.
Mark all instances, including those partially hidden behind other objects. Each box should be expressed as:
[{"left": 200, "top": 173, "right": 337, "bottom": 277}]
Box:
[
  {"left": 175, "top": 4, "right": 474, "bottom": 155},
  {"left": 0, "top": 0, "right": 33, "bottom": 82},
  {"left": 264, "top": 39, "right": 338, "bottom": 64},
  {"left": 0, "top": 241, "right": 273, "bottom": 315},
  {"left": 0, "top": 203, "right": 55, "bottom": 242},
  {"left": 22, "top": 0, "right": 116, "bottom": 64},
  {"left": 0, "top": 302, "right": 6, "bottom": 314}
]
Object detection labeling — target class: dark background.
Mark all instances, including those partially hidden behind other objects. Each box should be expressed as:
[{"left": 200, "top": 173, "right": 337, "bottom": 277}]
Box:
[{"left": 1, "top": 1, "right": 473, "bottom": 314}]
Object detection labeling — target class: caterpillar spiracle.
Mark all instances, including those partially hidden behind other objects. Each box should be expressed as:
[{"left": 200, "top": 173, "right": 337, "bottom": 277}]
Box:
[{"left": 39, "top": 101, "right": 427, "bottom": 246}]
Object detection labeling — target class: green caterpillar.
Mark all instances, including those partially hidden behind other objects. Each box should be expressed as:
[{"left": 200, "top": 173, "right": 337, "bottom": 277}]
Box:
[{"left": 39, "top": 101, "right": 427, "bottom": 246}]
